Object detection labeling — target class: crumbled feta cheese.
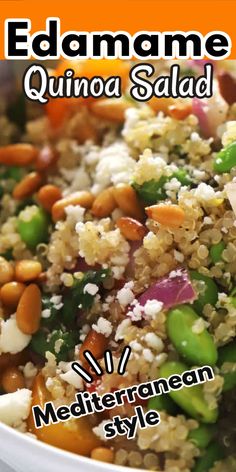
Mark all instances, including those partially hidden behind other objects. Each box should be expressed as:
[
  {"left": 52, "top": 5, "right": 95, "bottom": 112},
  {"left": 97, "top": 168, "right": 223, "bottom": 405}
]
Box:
[
  {"left": 115, "top": 319, "right": 131, "bottom": 341},
  {"left": 117, "top": 282, "right": 135, "bottom": 307},
  {"left": 194, "top": 183, "right": 219, "bottom": 201},
  {"left": 0, "top": 389, "right": 32, "bottom": 427},
  {"left": 144, "top": 333, "right": 164, "bottom": 353},
  {"left": 143, "top": 348, "right": 154, "bottom": 363},
  {"left": 129, "top": 341, "right": 143, "bottom": 352},
  {"left": 60, "top": 367, "right": 84, "bottom": 390},
  {"left": 83, "top": 283, "right": 99, "bottom": 296},
  {"left": 23, "top": 362, "right": 37, "bottom": 380},
  {"left": 0, "top": 315, "right": 31, "bottom": 354},
  {"left": 127, "top": 300, "right": 144, "bottom": 321},
  {"left": 144, "top": 300, "right": 163, "bottom": 319},
  {"left": 92, "top": 317, "right": 112, "bottom": 337},
  {"left": 42, "top": 309, "right": 51, "bottom": 319},
  {"left": 93, "top": 420, "right": 110, "bottom": 441}
]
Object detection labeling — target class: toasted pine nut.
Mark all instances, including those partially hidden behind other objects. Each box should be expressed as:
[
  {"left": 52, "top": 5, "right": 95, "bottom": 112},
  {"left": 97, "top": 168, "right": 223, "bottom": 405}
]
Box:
[
  {"left": 0, "top": 281, "right": 26, "bottom": 307},
  {"left": 37, "top": 184, "right": 62, "bottom": 212},
  {"left": 148, "top": 97, "right": 176, "bottom": 114},
  {"left": 145, "top": 204, "right": 185, "bottom": 228},
  {"left": 91, "top": 447, "right": 114, "bottom": 463},
  {"left": 35, "top": 145, "right": 59, "bottom": 171},
  {"left": 13, "top": 172, "right": 42, "bottom": 200},
  {"left": 89, "top": 98, "right": 131, "bottom": 123},
  {"left": 0, "top": 257, "right": 14, "bottom": 285},
  {"left": 169, "top": 102, "right": 192, "bottom": 120},
  {"left": 113, "top": 185, "right": 143, "bottom": 221},
  {"left": 79, "top": 329, "right": 108, "bottom": 363},
  {"left": 15, "top": 260, "right": 42, "bottom": 282},
  {"left": 0, "top": 144, "right": 38, "bottom": 166},
  {"left": 92, "top": 187, "right": 117, "bottom": 218},
  {"left": 16, "top": 284, "right": 41, "bottom": 334},
  {"left": 2, "top": 366, "right": 25, "bottom": 393},
  {"left": 117, "top": 217, "right": 146, "bottom": 241},
  {"left": 52, "top": 191, "right": 95, "bottom": 222}
]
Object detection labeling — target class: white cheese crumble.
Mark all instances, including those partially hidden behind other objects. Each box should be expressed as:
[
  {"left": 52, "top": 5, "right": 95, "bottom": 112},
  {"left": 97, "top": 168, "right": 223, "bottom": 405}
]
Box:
[
  {"left": 60, "top": 364, "right": 84, "bottom": 390},
  {"left": 117, "top": 281, "right": 135, "bottom": 307},
  {"left": 83, "top": 283, "right": 99, "bottom": 296},
  {"left": 92, "top": 317, "right": 112, "bottom": 338},
  {"left": 93, "top": 420, "right": 110, "bottom": 441},
  {"left": 0, "top": 315, "right": 31, "bottom": 354},
  {"left": 115, "top": 319, "right": 131, "bottom": 341},
  {"left": 0, "top": 389, "right": 32, "bottom": 427},
  {"left": 144, "top": 333, "right": 164, "bottom": 353},
  {"left": 143, "top": 300, "right": 163, "bottom": 319}
]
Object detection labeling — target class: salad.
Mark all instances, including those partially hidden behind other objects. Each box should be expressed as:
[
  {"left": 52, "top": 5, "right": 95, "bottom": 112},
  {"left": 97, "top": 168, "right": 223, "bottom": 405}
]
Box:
[{"left": 0, "top": 59, "right": 236, "bottom": 472}]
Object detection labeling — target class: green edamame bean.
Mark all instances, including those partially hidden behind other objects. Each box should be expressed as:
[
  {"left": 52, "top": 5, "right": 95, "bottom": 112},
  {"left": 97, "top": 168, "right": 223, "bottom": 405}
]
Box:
[
  {"left": 213, "top": 141, "right": 236, "bottom": 174},
  {"left": 172, "top": 168, "right": 191, "bottom": 186},
  {"left": 148, "top": 393, "right": 179, "bottom": 416},
  {"left": 209, "top": 241, "right": 226, "bottom": 264},
  {"left": 190, "top": 271, "right": 218, "bottom": 314},
  {"left": 167, "top": 305, "right": 218, "bottom": 366},
  {"left": 192, "top": 442, "right": 224, "bottom": 472},
  {"left": 159, "top": 361, "right": 218, "bottom": 423},
  {"left": 218, "top": 341, "right": 236, "bottom": 392},
  {"left": 17, "top": 205, "right": 49, "bottom": 249},
  {"left": 188, "top": 424, "right": 215, "bottom": 449}
]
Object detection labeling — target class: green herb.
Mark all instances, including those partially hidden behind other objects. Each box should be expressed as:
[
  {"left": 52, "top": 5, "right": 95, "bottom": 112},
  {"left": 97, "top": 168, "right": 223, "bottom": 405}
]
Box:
[
  {"left": 132, "top": 169, "right": 191, "bottom": 205},
  {"left": 61, "top": 268, "right": 110, "bottom": 325},
  {"left": 30, "top": 329, "right": 77, "bottom": 362}
]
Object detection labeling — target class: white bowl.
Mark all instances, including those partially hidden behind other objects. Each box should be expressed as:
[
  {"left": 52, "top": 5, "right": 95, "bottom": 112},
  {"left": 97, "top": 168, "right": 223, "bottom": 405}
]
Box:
[{"left": 0, "top": 421, "right": 138, "bottom": 472}]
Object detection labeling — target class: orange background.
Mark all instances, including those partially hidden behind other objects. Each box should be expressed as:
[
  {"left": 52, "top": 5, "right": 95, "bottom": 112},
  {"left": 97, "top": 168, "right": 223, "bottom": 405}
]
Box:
[{"left": 0, "top": 0, "right": 236, "bottom": 59}]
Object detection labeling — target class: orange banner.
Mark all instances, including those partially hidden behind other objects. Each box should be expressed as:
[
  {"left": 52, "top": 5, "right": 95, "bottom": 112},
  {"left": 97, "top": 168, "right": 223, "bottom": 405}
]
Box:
[{"left": 0, "top": 0, "right": 236, "bottom": 59}]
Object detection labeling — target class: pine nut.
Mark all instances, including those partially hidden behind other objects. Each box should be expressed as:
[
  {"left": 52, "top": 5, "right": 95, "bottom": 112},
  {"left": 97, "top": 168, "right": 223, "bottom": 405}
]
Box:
[
  {"left": 117, "top": 217, "right": 147, "bottom": 241},
  {"left": 145, "top": 204, "right": 185, "bottom": 228},
  {"left": 52, "top": 191, "right": 95, "bottom": 221},
  {"left": 91, "top": 187, "right": 117, "bottom": 217},
  {"left": 90, "top": 98, "right": 131, "bottom": 122},
  {"left": 37, "top": 184, "right": 62, "bottom": 212},
  {"left": 13, "top": 172, "right": 42, "bottom": 200},
  {"left": 0, "top": 257, "right": 14, "bottom": 285},
  {"left": 0, "top": 281, "right": 26, "bottom": 307},
  {"left": 16, "top": 284, "right": 41, "bottom": 334},
  {"left": 91, "top": 447, "right": 114, "bottom": 463},
  {"left": 113, "top": 185, "right": 144, "bottom": 221},
  {"left": 2, "top": 366, "right": 25, "bottom": 393},
  {"left": 15, "top": 260, "right": 42, "bottom": 282},
  {"left": 0, "top": 144, "right": 38, "bottom": 166},
  {"left": 79, "top": 329, "right": 108, "bottom": 362}
]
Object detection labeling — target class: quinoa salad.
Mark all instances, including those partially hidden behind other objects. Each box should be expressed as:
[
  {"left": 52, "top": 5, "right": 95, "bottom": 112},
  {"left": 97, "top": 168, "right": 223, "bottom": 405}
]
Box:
[{"left": 0, "top": 59, "right": 236, "bottom": 472}]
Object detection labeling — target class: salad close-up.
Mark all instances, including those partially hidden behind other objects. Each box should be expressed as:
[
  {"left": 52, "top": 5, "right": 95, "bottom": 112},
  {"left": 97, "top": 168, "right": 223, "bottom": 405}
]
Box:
[{"left": 0, "top": 59, "right": 236, "bottom": 472}]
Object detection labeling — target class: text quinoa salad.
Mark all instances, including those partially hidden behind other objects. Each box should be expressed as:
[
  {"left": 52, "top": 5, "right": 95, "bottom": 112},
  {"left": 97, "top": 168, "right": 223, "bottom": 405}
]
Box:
[{"left": 0, "top": 59, "right": 236, "bottom": 471}]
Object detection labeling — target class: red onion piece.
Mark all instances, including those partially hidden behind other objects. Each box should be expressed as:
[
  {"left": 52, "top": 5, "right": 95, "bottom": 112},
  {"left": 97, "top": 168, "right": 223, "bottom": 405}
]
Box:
[
  {"left": 192, "top": 93, "right": 228, "bottom": 139},
  {"left": 138, "top": 267, "right": 196, "bottom": 310}
]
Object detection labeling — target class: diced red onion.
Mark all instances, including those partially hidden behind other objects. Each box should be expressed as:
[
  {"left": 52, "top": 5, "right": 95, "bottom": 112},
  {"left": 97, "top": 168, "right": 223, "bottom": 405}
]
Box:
[
  {"left": 192, "top": 93, "right": 228, "bottom": 139},
  {"left": 137, "top": 267, "right": 197, "bottom": 310}
]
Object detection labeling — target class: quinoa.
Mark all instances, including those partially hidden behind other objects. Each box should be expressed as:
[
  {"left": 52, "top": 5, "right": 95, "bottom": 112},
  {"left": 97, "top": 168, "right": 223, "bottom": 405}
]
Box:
[{"left": 0, "top": 59, "right": 236, "bottom": 471}]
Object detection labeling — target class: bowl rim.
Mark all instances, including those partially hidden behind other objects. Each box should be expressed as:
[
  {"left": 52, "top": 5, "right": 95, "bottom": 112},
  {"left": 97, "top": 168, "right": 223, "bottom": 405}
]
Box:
[{"left": 0, "top": 420, "right": 142, "bottom": 472}]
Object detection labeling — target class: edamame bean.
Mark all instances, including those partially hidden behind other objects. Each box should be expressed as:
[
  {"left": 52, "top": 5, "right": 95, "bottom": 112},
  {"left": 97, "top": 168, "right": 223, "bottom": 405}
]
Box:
[
  {"left": 17, "top": 205, "right": 49, "bottom": 249},
  {"left": 218, "top": 341, "right": 236, "bottom": 391},
  {"left": 213, "top": 141, "right": 236, "bottom": 173},
  {"left": 159, "top": 361, "right": 218, "bottom": 423},
  {"left": 188, "top": 424, "right": 215, "bottom": 449},
  {"left": 190, "top": 271, "right": 218, "bottom": 314},
  {"left": 148, "top": 393, "right": 179, "bottom": 415},
  {"left": 209, "top": 241, "right": 226, "bottom": 264},
  {"left": 192, "top": 442, "right": 224, "bottom": 472},
  {"left": 167, "top": 305, "right": 218, "bottom": 366}
]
